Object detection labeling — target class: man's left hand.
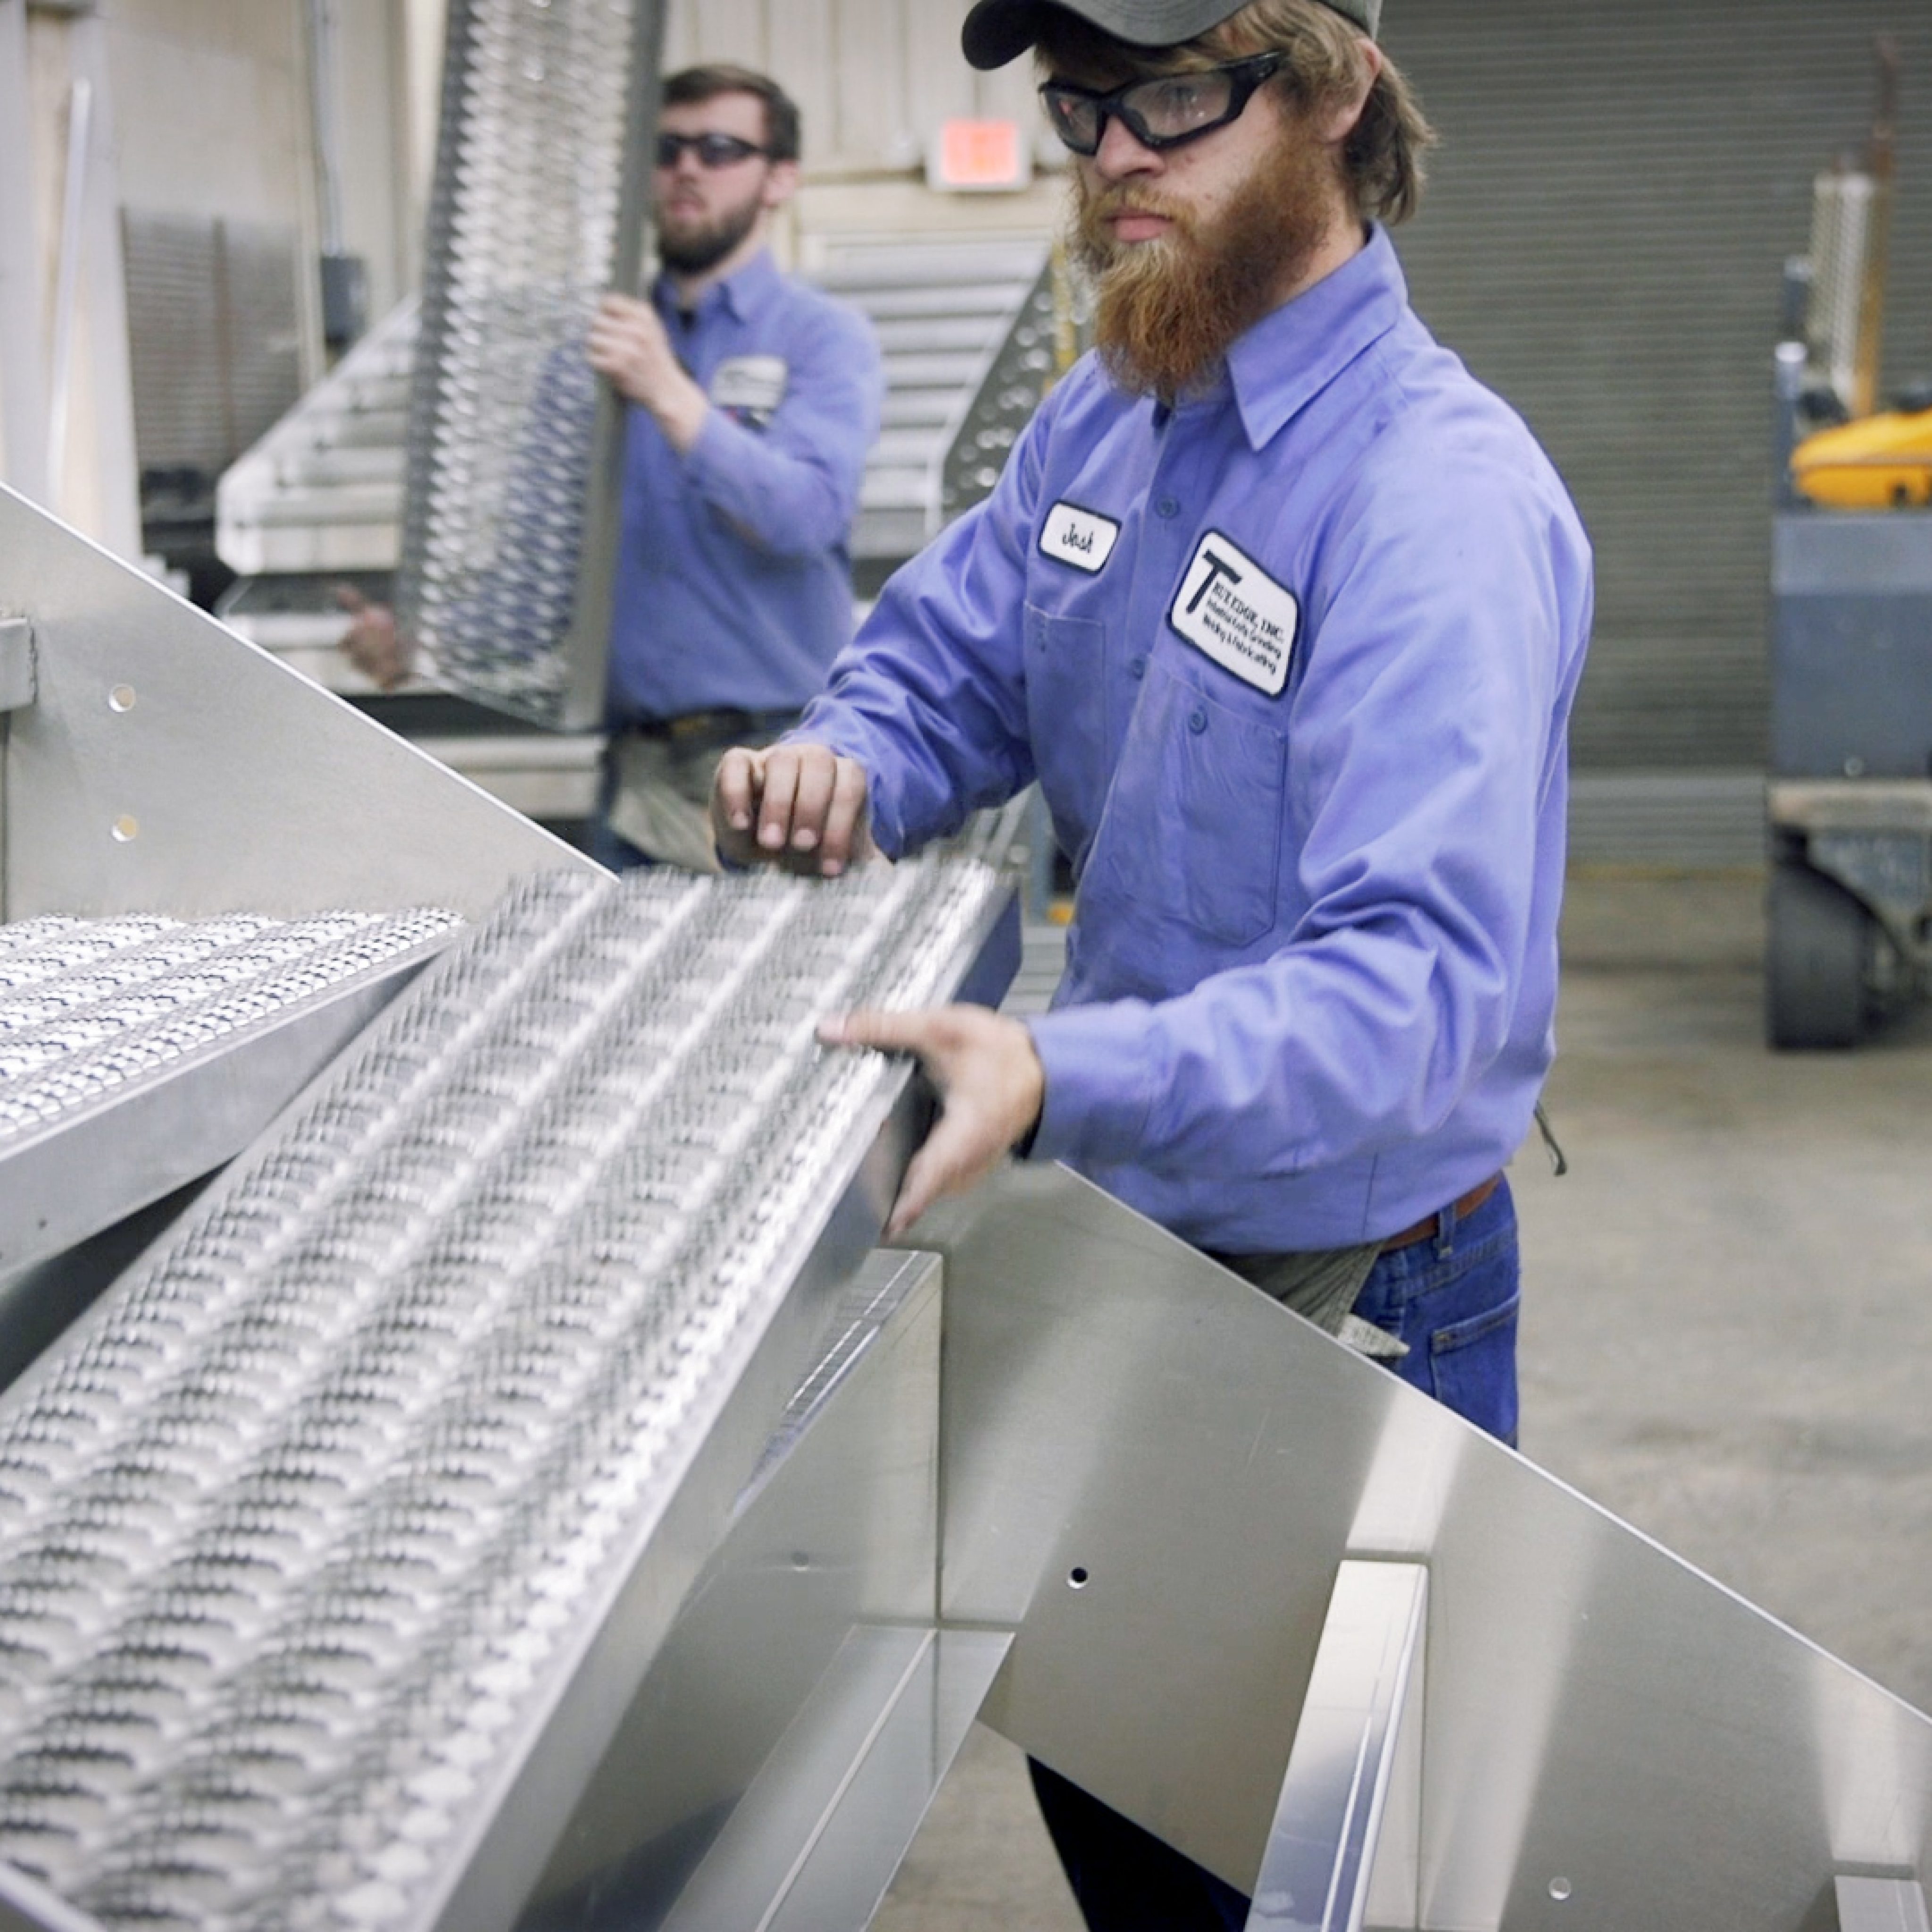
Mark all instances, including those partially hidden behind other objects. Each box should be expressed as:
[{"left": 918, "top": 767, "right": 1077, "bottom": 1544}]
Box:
[
  {"left": 588, "top": 293, "right": 709, "bottom": 453},
  {"left": 819, "top": 1005, "right": 1045, "bottom": 1238}
]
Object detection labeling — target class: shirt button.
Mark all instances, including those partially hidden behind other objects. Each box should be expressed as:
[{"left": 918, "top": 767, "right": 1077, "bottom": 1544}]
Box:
[
  {"left": 1129, "top": 655, "right": 1147, "bottom": 680},
  {"left": 1155, "top": 496, "right": 1179, "bottom": 518},
  {"left": 1188, "top": 707, "right": 1208, "bottom": 734}
]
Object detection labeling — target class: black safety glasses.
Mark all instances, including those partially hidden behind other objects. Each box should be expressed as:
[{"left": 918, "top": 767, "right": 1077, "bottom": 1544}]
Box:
[
  {"left": 1040, "top": 53, "right": 1283, "bottom": 157},
  {"left": 654, "top": 131, "right": 772, "bottom": 170}
]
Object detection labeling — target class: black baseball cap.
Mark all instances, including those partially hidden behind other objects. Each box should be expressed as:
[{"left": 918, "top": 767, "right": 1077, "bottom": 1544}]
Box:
[{"left": 962, "top": 0, "right": 1382, "bottom": 70}]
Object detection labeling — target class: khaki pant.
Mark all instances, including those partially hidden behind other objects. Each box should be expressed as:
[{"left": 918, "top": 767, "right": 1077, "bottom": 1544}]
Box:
[{"left": 603, "top": 723, "right": 790, "bottom": 874}]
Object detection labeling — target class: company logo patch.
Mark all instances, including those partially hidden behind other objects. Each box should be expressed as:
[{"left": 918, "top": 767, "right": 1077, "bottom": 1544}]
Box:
[
  {"left": 1167, "top": 530, "right": 1298, "bottom": 696},
  {"left": 710, "top": 355, "right": 788, "bottom": 424},
  {"left": 1039, "top": 501, "right": 1121, "bottom": 575}
]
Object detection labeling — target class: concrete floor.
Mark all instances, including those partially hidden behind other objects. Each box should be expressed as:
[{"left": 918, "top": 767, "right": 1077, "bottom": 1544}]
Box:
[{"left": 874, "top": 870, "right": 1932, "bottom": 1929}]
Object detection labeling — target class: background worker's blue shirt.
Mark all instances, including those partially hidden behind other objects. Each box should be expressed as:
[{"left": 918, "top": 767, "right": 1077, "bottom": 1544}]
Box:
[
  {"left": 606, "top": 250, "right": 882, "bottom": 721},
  {"left": 798, "top": 227, "right": 1595, "bottom": 1254}
]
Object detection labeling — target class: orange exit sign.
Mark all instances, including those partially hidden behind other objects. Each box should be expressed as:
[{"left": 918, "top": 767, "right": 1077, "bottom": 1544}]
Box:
[{"left": 928, "top": 118, "right": 1032, "bottom": 192}]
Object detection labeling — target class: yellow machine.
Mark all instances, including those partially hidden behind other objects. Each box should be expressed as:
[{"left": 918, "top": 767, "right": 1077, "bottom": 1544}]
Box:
[{"left": 1791, "top": 402, "right": 1932, "bottom": 510}]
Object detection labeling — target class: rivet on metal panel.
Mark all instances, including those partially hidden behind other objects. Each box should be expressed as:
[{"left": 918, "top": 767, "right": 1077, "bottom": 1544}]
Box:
[
  {"left": 108, "top": 685, "right": 135, "bottom": 713},
  {"left": 110, "top": 817, "right": 139, "bottom": 843},
  {"left": 0, "top": 616, "right": 36, "bottom": 712},
  {"left": 1549, "top": 1877, "right": 1573, "bottom": 1902}
]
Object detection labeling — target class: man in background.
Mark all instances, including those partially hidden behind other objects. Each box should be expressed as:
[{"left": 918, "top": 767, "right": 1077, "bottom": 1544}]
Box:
[
  {"left": 585, "top": 63, "right": 882, "bottom": 869},
  {"left": 349, "top": 65, "right": 883, "bottom": 872}
]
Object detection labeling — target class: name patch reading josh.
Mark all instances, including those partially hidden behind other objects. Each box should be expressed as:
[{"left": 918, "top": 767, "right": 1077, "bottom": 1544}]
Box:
[
  {"left": 1040, "top": 501, "right": 1121, "bottom": 575},
  {"left": 1167, "top": 530, "right": 1298, "bottom": 696}
]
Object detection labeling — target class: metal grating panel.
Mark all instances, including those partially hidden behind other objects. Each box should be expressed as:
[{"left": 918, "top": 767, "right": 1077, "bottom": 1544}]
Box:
[
  {"left": 0, "top": 910, "right": 458, "bottom": 1144},
  {"left": 0, "top": 857, "right": 1003, "bottom": 1932},
  {"left": 120, "top": 215, "right": 302, "bottom": 484},
  {"left": 1383, "top": 0, "right": 1932, "bottom": 773},
  {"left": 397, "top": 0, "right": 665, "bottom": 730}
]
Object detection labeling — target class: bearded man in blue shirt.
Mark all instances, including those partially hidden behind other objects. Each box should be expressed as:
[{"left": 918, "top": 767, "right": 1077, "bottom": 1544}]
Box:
[
  {"left": 585, "top": 64, "right": 883, "bottom": 871},
  {"left": 716, "top": 3, "right": 1591, "bottom": 1920}
]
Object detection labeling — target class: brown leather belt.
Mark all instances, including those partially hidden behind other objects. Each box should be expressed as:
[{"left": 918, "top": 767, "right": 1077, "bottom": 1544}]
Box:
[
  {"left": 624, "top": 707, "right": 798, "bottom": 745},
  {"left": 1379, "top": 1174, "right": 1502, "bottom": 1253}
]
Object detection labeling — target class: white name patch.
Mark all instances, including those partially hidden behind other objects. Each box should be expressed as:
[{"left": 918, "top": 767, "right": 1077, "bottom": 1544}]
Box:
[
  {"left": 1167, "top": 529, "right": 1299, "bottom": 696},
  {"left": 710, "top": 355, "right": 788, "bottom": 419},
  {"left": 1039, "top": 501, "right": 1121, "bottom": 575}
]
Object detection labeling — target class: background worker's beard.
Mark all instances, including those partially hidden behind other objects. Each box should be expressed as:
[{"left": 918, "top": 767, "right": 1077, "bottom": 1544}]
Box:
[
  {"left": 657, "top": 193, "right": 763, "bottom": 276},
  {"left": 1073, "top": 128, "right": 1336, "bottom": 404}
]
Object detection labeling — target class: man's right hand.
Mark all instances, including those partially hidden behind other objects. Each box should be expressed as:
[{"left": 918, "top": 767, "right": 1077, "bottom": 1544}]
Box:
[
  {"left": 336, "top": 588, "right": 414, "bottom": 691},
  {"left": 712, "top": 741, "right": 876, "bottom": 878}
]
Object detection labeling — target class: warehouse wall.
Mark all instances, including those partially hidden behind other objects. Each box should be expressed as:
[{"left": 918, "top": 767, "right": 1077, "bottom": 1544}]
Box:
[
  {"left": 661, "top": 0, "right": 1040, "bottom": 177},
  {"left": 96, "top": 0, "right": 429, "bottom": 539},
  {"left": 1382, "top": 1, "right": 1932, "bottom": 772}
]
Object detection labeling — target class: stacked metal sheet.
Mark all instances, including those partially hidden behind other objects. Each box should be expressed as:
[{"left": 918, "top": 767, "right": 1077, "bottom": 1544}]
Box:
[
  {"left": 0, "top": 857, "right": 1003, "bottom": 1932},
  {"left": 214, "top": 304, "right": 419, "bottom": 581},
  {"left": 814, "top": 240, "right": 1059, "bottom": 563}
]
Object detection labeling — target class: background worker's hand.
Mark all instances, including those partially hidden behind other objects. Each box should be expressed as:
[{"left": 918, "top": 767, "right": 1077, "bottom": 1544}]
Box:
[
  {"left": 713, "top": 741, "right": 876, "bottom": 878},
  {"left": 335, "top": 587, "right": 413, "bottom": 690},
  {"left": 587, "top": 293, "right": 709, "bottom": 453},
  {"left": 820, "top": 1005, "right": 1045, "bottom": 1238}
]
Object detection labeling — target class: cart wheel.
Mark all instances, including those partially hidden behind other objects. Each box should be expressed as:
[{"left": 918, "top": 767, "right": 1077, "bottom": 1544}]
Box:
[{"left": 1766, "top": 860, "right": 1870, "bottom": 1049}]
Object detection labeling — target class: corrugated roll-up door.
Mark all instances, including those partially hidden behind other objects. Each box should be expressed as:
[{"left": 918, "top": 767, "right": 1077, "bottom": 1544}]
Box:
[{"left": 1382, "top": 1, "right": 1932, "bottom": 771}]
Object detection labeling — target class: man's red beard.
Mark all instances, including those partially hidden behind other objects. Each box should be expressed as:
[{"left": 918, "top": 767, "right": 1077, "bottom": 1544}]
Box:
[{"left": 1071, "top": 122, "right": 1337, "bottom": 405}]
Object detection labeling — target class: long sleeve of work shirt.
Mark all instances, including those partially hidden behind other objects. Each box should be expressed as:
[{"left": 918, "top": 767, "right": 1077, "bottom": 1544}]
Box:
[
  {"left": 607, "top": 252, "right": 883, "bottom": 723},
  {"left": 675, "top": 294, "right": 881, "bottom": 562},
  {"left": 799, "top": 232, "right": 1594, "bottom": 1249}
]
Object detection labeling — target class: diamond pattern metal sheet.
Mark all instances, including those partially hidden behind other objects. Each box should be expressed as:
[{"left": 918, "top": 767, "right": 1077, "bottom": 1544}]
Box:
[
  {"left": 0, "top": 858, "right": 1003, "bottom": 1931},
  {"left": 396, "top": 0, "right": 660, "bottom": 727},
  {"left": 0, "top": 911, "right": 461, "bottom": 1144}
]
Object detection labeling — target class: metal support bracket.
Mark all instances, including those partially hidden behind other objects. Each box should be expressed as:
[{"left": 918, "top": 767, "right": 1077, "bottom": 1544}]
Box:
[
  {"left": 1838, "top": 1876, "right": 1932, "bottom": 1932},
  {"left": 1244, "top": 1561, "right": 1428, "bottom": 1932},
  {"left": 655, "top": 1624, "right": 1012, "bottom": 1932},
  {"left": 0, "top": 617, "right": 34, "bottom": 711}
]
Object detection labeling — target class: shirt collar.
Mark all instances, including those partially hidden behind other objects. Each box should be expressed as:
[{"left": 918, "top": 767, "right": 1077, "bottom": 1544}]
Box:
[
  {"left": 1224, "top": 224, "right": 1408, "bottom": 451},
  {"left": 653, "top": 246, "right": 783, "bottom": 327}
]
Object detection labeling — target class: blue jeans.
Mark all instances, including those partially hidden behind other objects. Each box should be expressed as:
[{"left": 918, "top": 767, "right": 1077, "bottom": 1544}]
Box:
[
  {"left": 1349, "top": 1174, "right": 1520, "bottom": 1447},
  {"left": 1033, "top": 1178, "right": 1522, "bottom": 1932}
]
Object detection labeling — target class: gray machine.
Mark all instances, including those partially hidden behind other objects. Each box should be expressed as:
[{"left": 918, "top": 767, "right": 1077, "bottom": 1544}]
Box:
[
  {"left": 1765, "top": 56, "right": 1932, "bottom": 1050},
  {"left": 1766, "top": 499, "right": 1932, "bottom": 1048}
]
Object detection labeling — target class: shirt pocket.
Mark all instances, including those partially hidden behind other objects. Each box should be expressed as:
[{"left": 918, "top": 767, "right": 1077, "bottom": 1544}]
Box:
[
  {"left": 1089, "top": 658, "right": 1286, "bottom": 948},
  {"left": 1023, "top": 602, "right": 1110, "bottom": 858}
]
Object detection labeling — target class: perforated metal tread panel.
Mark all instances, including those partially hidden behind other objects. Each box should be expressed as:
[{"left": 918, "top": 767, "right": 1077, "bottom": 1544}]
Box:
[
  {"left": 0, "top": 911, "right": 461, "bottom": 1281},
  {"left": 0, "top": 912, "right": 456, "bottom": 1145},
  {"left": 0, "top": 857, "right": 1005, "bottom": 1932},
  {"left": 397, "top": 0, "right": 662, "bottom": 728}
]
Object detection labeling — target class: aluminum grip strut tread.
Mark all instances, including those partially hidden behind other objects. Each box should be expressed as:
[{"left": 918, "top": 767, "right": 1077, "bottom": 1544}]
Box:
[
  {"left": 0, "top": 911, "right": 459, "bottom": 1145},
  {"left": 397, "top": 0, "right": 657, "bottom": 725},
  {"left": 0, "top": 858, "right": 1004, "bottom": 1932}
]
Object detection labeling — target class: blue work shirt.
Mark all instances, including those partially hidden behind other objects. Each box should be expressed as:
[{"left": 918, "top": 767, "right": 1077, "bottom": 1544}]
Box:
[
  {"left": 606, "top": 250, "right": 882, "bottom": 722},
  {"left": 798, "top": 227, "right": 1594, "bottom": 1253}
]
